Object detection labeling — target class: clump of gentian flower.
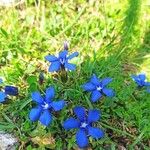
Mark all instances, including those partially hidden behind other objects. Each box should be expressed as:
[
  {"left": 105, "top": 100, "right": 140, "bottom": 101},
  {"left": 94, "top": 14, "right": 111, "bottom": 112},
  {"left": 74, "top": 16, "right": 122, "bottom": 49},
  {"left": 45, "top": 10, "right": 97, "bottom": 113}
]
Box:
[
  {"left": 82, "top": 74, "right": 115, "bottom": 102},
  {"left": 45, "top": 43, "right": 79, "bottom": 72},
  {"left": 131, "top": 73, "right": 150, "bottom": 93},
  {"left": 63, "top": 106, "right": 104, "bottom": 148},
  {"left": 0, "top": 79, "right": 18, "bottom": 103},
  {"left": 29, "top": 86, "right": 65, "bottom": 126}
]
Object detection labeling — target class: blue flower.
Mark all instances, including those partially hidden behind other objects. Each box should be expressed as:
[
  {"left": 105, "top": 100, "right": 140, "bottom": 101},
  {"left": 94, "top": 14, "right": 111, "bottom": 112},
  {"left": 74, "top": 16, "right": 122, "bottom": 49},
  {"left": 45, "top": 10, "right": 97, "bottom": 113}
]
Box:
[
  {"left": 131, "top": 73, "right": 150, "bottom": 92},
  {"left": 29, "top": 86, "right": 65, "bottom": 126},
  {"left": 82, "top": 74, "right": 115, "bottom": 102},
  {"left": 63, "top": 106, "right": 104, "bottom": 148},
  {"left": 0, "top": 85, "right": 18, "bottom": 103},
  {"left": 45, "top": 50, "right": 79, "bottom": 72},
  {"left": 4, "top": 86, "right": 18, "bottom": 96}
]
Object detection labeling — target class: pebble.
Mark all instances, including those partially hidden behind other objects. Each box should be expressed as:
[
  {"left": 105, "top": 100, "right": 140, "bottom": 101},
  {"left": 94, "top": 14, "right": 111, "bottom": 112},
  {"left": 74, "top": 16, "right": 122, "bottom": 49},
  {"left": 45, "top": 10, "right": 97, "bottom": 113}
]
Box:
[{"left": 0, "top": 132, "right": 18, "bottom": 150}]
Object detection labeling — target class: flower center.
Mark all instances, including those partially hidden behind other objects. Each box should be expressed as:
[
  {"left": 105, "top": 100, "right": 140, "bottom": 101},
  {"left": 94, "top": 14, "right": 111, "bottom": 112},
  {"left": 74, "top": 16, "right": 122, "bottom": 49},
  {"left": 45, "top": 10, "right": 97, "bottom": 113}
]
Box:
[
  {"left": 42, "top": 102, "right": 49, "bottom": 109},
  {"left": 80, "top": 122, "right": 88, "bottom": 128},
  {"left": 97, "top": 86, "right": 102, "bottom": 91},
  {"left": 60, "top": 58, "right": 65, "bottom": 65}
]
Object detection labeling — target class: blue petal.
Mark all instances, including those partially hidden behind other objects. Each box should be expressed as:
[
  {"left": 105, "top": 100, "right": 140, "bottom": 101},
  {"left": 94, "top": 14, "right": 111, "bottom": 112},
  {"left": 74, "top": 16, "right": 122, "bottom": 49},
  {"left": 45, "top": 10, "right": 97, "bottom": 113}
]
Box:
[
  {"left": 64, "top": 63, "right": 76, "bottom": 71},
  {"left": 90, "top": 74, "right": 100, "bottom": 85},
  {"left": 45, "top": 86, "right": 55, "bottom": 102},
  {"left": 131, "top": 75, "right": 144, "bottom": 86},
  {"left": 82, "top": 82, "right": 95, "bottom": 91},
  {"left": 51, "top": 100, "right": 65, "bottom": 111},
  {"left": 131, "top": 75, "right": 139, "bottom": 82},
  {"left": 87, "top": 109, "right": 100, "bottom": 123},
  {"left": 102, "top": 88, "right": 115, "bottom": 97},
  {"left": 29, "top": 107, "right": 42, "bottom": 122},
  {"left": 31, "top": 92, "right": 44, "bottom": 104},
  {"left": 136, "top": 80, "right": 144, "bottom": 86},
  {"left": 101, "top": 78, "right": 112, "bottom": 87},
  {"left": 73, "top": 106, "right": 85, "bottom": 121},
  {"left": 45, "top": 55, "right": 58, "bottom": 62},
  {"left": 138, "top": 74, "right": 146, "bottom": 81},
  {"left": 59, "top": 50, "right": 68, "bottom": 58},
  {"left": 0, "top": 91, "right": 7, "bottom": 103},
  {"left": 67, "top": 52, "right": 79, "bottom": 60},
  {"left": 88, "top": 127, "right": 104, "bottom": 139},
  {"left": 4, "top": 86, "right": 18, "bottom": 96},
  {"left": 63, "top": 118, "right": 79, "bottom": 130},
  {"left": 76, "top": 129, "right": 88, "bottom": 148},
  {"left": 48, "top": 61, "right": 61, "bottom": 72},
  {"left": 91, "top": 90, "right": 102, "bottom": 102},
  {"left": 39, "top": 110, "right": 52, "bottom": 126},
  {"left": 144, "top": 82, "right": 150, "bottom": 86}
]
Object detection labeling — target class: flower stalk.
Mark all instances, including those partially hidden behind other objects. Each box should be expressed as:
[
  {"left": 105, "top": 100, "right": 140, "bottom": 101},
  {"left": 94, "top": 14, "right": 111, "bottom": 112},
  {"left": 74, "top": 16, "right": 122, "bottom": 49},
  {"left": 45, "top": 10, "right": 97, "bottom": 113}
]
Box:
[{"left": 59, "top": 67, "right": 68, "bottom": 83}]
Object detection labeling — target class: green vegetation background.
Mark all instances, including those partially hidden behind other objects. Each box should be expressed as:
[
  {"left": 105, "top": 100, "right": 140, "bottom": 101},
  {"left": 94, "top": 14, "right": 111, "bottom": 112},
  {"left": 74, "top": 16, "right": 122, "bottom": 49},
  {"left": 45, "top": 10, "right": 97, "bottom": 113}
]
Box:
[{"left": 0, "top": 0, "right": 150, "bottom": 149}]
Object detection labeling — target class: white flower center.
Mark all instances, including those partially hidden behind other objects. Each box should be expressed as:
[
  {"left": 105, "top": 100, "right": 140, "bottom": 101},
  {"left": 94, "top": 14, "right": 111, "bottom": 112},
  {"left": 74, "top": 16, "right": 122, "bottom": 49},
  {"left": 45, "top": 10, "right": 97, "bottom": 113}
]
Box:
[
  {"left": 42, "top": 102, "right": 49, "bottom": 109},
  {"left": 97, "top": 86, "right": 102, "bottom": 91},
  {"left": 60, "top": 58, "right": 65, "bottom": 64},
  {"left": 81, "top": 122, "right": 88, "bottom": 128}
]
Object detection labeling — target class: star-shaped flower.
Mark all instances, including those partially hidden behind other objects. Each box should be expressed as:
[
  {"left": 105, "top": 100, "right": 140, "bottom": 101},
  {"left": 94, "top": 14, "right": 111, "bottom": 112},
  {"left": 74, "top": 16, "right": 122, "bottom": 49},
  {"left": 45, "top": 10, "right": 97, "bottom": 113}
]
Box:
[
  {"left": 29, "top": 86, "right": 65, "bottom": 126},
  {"left": 82, "top": 74, "right": 115, "bottom": 102},
  {"left": 0, "top": 84, "right": 18, "bottom": 103},
  {"left": 63, "top": 106, "right": 104, "bottom": 148},
  {"left": 45, "top": 50, "right": 79, "bottom": 72},
  {"left": 131, "top": 73, "right": 150, "bottom": 92}
]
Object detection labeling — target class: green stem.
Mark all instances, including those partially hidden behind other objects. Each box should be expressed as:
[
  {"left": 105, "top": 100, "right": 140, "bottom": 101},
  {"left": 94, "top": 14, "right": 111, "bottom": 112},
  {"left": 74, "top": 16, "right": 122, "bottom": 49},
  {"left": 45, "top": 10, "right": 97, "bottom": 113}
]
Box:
[
  {"left": 60, "top": 69, "right": 68, "bottom": 83},
  {"left": 131, "top": 130, "right": 145, "bottom": 147},
  {"left": 100, "top": 121, "right": 135, "bottom": 138},
  {"left": 85, "top": 96, "right": 93, "bottom": 109},
  {"left": 1, "top": 112, "right": 22, "bottom": 136}
]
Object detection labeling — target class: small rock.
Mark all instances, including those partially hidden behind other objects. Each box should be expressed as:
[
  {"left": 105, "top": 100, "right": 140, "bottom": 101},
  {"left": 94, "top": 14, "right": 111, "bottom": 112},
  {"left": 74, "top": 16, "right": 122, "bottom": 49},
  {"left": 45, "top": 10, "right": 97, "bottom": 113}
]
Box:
[{"left": 0, "top": 132, "right": 18, "bottom": 150}]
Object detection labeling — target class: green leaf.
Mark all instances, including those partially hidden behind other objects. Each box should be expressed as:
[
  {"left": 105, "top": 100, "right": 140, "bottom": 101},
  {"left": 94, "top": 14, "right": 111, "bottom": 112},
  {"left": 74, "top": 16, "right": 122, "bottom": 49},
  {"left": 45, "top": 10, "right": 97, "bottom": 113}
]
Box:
[
  {"left": 27, "top": 75, "right": 37, "bottom": 85},
  {"left": 0, "top": 28, "right": 8, "bottom": 38}
]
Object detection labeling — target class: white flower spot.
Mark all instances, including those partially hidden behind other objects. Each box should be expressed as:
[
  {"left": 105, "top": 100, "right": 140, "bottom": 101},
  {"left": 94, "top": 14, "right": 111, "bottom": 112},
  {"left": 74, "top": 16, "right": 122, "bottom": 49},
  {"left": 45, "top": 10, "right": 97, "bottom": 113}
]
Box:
[
  {"left": 97, "top": 86, "right": 102, "bottom": 91},
  {"left": 81, "top": 122, "right": 88, "bottom": 128},
  {"left": 42, "top": 102, "right": 49, "bottom": 109},
  {"left": 60, "top": 58, "right": 65, "bottom": 65}
]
